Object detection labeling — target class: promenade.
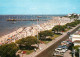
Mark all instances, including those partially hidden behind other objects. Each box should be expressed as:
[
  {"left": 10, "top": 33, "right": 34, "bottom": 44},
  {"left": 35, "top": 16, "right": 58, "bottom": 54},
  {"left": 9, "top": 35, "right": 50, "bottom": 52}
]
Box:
[{"left": 18, "top": 24, "right": 80, "bottom": 57}]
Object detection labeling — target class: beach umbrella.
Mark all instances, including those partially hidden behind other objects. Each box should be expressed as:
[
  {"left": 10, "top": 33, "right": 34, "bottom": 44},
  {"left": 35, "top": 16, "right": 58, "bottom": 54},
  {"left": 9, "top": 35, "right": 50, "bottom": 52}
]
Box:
[{"left": 8, "top": 38, "right": 12, "bottom": 40}]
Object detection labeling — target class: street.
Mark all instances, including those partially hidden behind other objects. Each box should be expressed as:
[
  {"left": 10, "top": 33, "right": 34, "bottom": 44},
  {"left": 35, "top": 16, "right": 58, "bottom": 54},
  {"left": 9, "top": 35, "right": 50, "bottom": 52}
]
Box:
[{"left": 36, "top": 26, "right": 80, "bottom": 57}]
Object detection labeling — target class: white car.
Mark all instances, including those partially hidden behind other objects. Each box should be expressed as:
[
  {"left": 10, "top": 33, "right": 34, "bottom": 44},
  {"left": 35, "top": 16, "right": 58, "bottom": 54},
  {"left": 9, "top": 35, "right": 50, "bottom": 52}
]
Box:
[
  {"left": 53, "top": 51, "right": 64, "bottom": 56},
  {"left": 55, "top": 48, "right": 66, "bottom": 53}
]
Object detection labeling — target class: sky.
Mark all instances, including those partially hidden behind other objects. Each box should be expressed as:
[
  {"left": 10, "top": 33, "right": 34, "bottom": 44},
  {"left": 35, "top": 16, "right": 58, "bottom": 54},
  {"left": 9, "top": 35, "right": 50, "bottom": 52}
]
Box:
[{"left": 0, "top": 0, "right": 80, "bottom": 15}]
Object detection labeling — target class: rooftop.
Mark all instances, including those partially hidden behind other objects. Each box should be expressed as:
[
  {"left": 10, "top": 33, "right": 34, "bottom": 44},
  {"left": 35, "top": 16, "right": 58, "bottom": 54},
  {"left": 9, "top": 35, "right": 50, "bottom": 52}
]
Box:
[{"left": 74, "top": 40, "right": 80, "bottom": 43}]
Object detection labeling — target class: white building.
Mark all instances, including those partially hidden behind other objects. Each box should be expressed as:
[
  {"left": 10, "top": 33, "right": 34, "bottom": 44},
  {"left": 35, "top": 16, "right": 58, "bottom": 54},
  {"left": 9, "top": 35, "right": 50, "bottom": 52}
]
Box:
[
  {"left": 78, "top": 16, "right": 80, "bottom": 20},
  {"left": 69, "top": 34, "right": 80, "bottom": 46}
]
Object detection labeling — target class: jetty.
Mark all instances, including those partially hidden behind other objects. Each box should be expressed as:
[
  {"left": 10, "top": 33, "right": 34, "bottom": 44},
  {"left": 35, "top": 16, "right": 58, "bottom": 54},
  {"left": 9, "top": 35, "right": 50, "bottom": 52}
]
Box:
[{"left": 6, "top": 19, "right": 49, "bottom": 21}]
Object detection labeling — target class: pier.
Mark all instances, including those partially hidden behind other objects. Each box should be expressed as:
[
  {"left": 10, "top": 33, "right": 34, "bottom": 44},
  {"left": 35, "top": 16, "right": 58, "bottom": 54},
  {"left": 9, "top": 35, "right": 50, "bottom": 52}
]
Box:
[{"left": 6, "top": 19, "right": 49, "bottom": 21}]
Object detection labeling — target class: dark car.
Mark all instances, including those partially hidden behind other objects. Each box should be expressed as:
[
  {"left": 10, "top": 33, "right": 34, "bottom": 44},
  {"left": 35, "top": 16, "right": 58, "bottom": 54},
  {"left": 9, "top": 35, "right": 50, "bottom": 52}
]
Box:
[{"left": 67, "top": 32, "right": 70, "bottom": 35}]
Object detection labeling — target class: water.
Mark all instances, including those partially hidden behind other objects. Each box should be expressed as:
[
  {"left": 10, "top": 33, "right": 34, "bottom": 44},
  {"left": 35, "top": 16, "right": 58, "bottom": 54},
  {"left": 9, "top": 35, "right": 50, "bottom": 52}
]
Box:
[{"left": 0, "top": 15, "right": 65, "bottom": 37}]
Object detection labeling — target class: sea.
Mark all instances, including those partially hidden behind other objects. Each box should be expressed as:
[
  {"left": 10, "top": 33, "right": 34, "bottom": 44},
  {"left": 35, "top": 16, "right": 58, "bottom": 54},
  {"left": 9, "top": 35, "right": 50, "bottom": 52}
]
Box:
[{"left": 0, "top": 15, "right": 66, "bottom": 37}]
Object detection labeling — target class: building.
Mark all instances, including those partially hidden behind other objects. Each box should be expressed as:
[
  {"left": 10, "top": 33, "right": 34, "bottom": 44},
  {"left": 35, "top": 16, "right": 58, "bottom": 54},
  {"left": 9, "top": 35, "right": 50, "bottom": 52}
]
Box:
[{"left": 69, "top": 34, "right": 80, "bottom": 46}]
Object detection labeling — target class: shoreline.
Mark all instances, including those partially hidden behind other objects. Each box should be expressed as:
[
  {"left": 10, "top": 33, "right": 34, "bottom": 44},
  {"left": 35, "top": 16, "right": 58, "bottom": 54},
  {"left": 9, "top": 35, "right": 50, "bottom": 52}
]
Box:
[
  {"left": 0, "top": 27, "right": 19, "bottom": 37},
  {"left": 0, "top": 20, "right": 46, "bottom": 37},
  {"left": 0, "top": 16, "right": 73, "bottom": 44}
]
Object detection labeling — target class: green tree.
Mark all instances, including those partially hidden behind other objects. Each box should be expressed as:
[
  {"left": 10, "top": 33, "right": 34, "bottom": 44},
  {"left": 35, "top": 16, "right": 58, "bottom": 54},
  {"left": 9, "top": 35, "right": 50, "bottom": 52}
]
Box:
[
  {"left": 62, "top": 25, "right": 67, "bottom": 29},
  {"left": 73, "top": 46, "right": 80, "bottom": 57},
  {"left": 0, "top": 43, "right": 19, "bottom": 57},
  {"left": 66, "top": 21, "right": 78, "bottom": 27},
  {"left": 52, "top": 25, "right": 65, "bottom": 33},
  {"left": 69, "top": 14, "right": 79, "bottom": 19},
  {"left": 16, "top": 36, "right": 39, "bottom": 49},
  {"left": 74, "top": 20, "right": 80, "bottom": 24},
  {"left": 38, "top": 30, "right": 53, "bottom": 40}
]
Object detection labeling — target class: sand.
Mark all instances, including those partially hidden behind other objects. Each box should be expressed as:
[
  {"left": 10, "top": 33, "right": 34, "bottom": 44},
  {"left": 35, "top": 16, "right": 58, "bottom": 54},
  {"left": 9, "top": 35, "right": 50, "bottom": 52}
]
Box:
[{"left": 0, "top": 16, "right": 73, "bottom": 44}]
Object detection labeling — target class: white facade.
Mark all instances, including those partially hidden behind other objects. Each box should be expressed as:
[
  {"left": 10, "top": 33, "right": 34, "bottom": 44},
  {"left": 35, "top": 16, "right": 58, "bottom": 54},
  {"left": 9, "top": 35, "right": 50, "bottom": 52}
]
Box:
[
  {"left": 69, "top": 35, "right": 80, "bottom": 42},
  {"left": 69, "top": 34, "right": 80, "bottom": 46},
  {"left": 74, "top": 42, "right": 80, "bottom": 46}
]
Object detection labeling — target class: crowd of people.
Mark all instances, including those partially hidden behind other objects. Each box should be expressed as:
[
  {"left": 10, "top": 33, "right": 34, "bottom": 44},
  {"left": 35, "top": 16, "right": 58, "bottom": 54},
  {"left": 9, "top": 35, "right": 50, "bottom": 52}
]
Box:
[{"left": 0, "top": 17, "right": 73, "bottom": 46}]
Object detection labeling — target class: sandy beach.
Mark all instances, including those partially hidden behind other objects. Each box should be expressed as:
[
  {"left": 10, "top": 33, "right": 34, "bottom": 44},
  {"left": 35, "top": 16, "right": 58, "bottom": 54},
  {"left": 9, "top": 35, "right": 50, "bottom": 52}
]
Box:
[{"left": 0, "top": 16, "right": 73, "bottom": 45}]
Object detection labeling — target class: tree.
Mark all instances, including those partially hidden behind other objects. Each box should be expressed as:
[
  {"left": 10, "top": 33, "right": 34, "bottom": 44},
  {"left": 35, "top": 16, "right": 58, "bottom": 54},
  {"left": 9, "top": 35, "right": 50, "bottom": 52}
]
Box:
[
  {"left": 74, "top": 20, "right": 80, "bottom": 24},
  {"left": 69, "top": 13, "right": 79, "bottom": 19},
  {"left": 66, "top": 21, "right": 78, "bottom": 27},
  {"left": 16, "top": 36, "right": 39, "bottom": 49},
  {"left": 67, "top": 23, "right": 75, "bottom": 27},
  {"left": 52, "top": 25, "right": 65, "bottom": 33},
  {"left": 73, "top": 46, "right": 80, "bottom": 57},
  {"left": 38, "top": 30, "right": 53, "bottom": 40},
  {"left": 62, "top": 25, "right": 67, "bottom": 29},
  {"left": 0, "top": 43, "right": 19, "bottom": 57}
]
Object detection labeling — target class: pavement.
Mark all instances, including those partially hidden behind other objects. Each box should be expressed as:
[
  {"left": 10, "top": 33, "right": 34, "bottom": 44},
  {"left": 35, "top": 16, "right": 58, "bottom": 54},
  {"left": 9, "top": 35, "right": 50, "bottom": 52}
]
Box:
[
  {"left": 18, "top": 24, "right": 80, "bottom": 57},
  {"left": 64, "top": 50, "right": 72, "bottom": 57},
  {"left": 19, "top": 43, "right": 47, "bottom": 57}
]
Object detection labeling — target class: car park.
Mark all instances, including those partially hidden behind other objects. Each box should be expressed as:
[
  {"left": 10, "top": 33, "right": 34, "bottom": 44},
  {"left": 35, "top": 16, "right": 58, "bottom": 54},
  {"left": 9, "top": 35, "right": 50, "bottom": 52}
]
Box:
[{"left": 53, "top": 39, "right": 72, "bottom": 56}]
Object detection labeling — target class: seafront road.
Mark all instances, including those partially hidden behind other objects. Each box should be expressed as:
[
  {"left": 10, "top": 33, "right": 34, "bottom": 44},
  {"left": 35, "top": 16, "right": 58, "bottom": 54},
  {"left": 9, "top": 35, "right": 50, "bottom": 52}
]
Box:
[{"left": 20, "top": 24, "right": 80, "bottom": 57}]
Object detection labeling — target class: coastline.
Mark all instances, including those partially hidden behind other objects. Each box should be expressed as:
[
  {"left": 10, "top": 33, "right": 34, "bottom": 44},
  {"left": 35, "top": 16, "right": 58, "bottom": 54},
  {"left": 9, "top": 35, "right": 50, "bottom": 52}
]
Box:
[
  {"left": 0, "top": 16, "right": 73, "bottom": 44},
  {"left": 0, "top": 19, "right": 46, "bottom": 37}
]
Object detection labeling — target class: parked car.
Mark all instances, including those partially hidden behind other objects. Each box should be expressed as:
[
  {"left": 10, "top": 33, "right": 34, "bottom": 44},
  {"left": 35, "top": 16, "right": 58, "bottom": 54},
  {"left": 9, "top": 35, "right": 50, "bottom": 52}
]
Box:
[
  {"left": 61, "top": 40, "right": 72, "bottom": 47},
  {"left": 53, "top": 51, "right": 64, "bottom": 56},
  {"left": 55, "top": 47, "right": 66, "bottom": 53},
  {"left": 61, "top": 41, "right": 67, "bottom": 45},
  {"left": 66, "top": 40, "right": 73, "bottom": 46},
  {"left": 67, "top": 32, "right": 70, "bottom": 35},
  {"left": 54, "top": 39, "right": 72, "bottom": 56},
  {"left": 62, "top": 45, "right": 68, "bottom": 51}
]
